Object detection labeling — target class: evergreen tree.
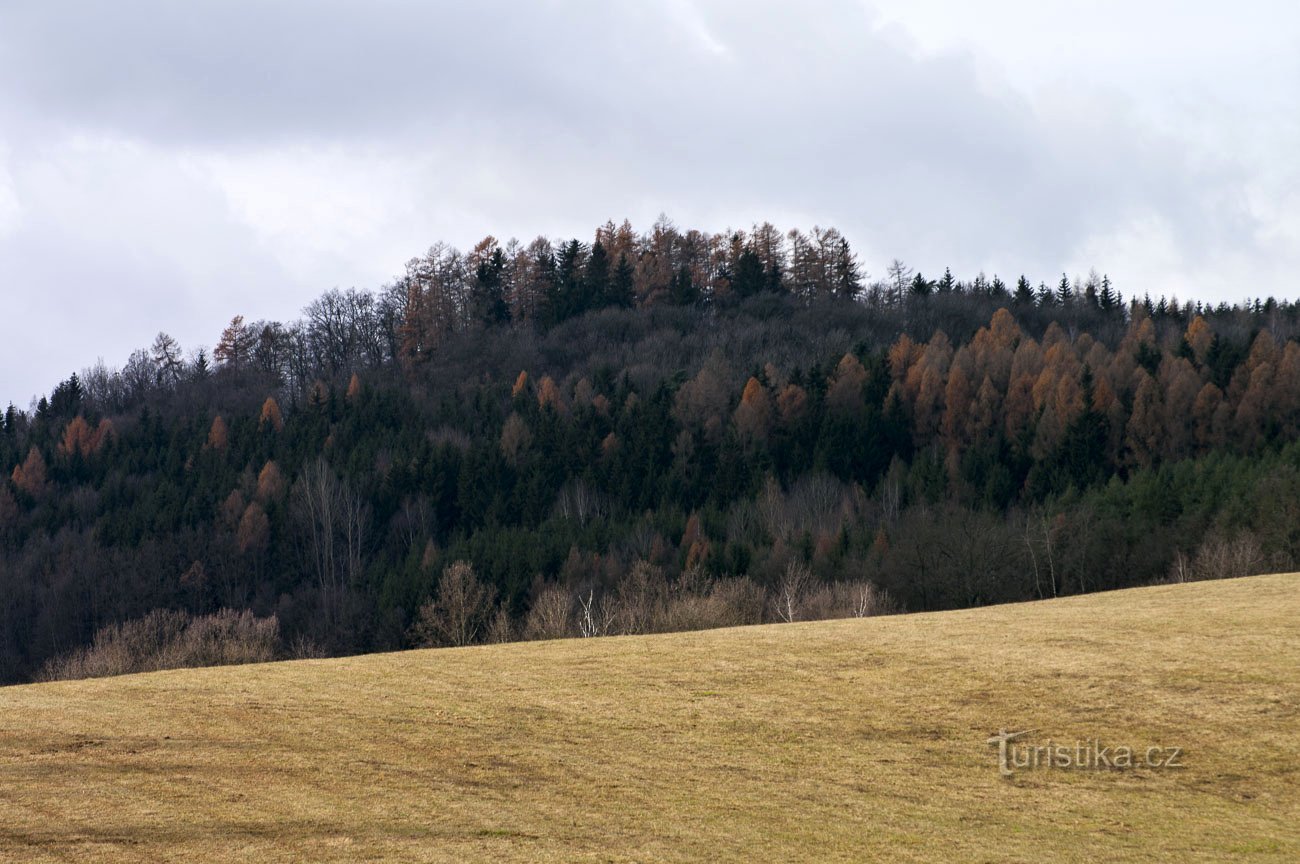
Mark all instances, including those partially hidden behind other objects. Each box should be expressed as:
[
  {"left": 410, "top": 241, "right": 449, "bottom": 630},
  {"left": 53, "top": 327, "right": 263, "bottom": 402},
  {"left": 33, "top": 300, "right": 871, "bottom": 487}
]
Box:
[
  {"left": 1056, "top": 274, "right": 1073, "bottom": 307},
  {"left": 1014, "top": 276, "right": 1035, "bottom": 307},
  {"left": 1098, "top": 275, "right": 1117, "bottom": 312},
  {"left": 671, "top": 265, "right": 700, "bottom": 306},
  {"left": 610, "top": 253, "right": 635, "bottom": 309},
  {"left": 553, "top": 240, "right": 586, "bottom": 323},
  {"left": 937, "top": 267, "right": 956, "bottom": 294},
  {"left": 909, "top": 272, "right": 932, "bottom": 299},
  {"left": 731, "top": 248, "right": 765, "bottom": 299},
  {"left": 473, "top": 248, "right": 510, "bottom": 326},
  {"left": 584, "top": 240, "right": 612, "bottom": 310}
]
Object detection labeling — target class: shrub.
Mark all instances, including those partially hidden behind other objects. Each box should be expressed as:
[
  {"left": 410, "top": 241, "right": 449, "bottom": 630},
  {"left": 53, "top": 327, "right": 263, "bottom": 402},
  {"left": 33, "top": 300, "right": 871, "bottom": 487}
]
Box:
[{"left": 38, "top": 609, "right": 279, "bottom": 682}]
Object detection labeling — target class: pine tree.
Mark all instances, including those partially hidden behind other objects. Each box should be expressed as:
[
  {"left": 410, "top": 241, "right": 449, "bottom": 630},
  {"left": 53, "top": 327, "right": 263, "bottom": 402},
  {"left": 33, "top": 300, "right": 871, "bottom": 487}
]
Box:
[
  {"left": 472, "top": 246, "right": 510, "bottom": 326},
  {"left": 553, "top": 240, "right": 585, "bottom": 322},
  {"left": 731, "top": 248, "right": 765, "bottom": 299},
  {"left": 610, "top": 253, "right": 635, "bottom": 308},
  {"left": 584, "top": 240, "right": 612, "bottom": 310},
  {"left": 670, "top": 265, "right": 700, "bottom": 306},
  {"left": 1014, "top": 276, "right": 1035, "bottom": 307},
  {"left": 1098, "top": 275, "right": 1117, "bottom": 312},
  {"left": 910, "top": 272, "right": 932, "bottom": 299},
  {"left": 938, "top": 267, "right": 956, "bottom": 294},
  {"left": 832, "top": 237, "right": 862, "bottom": 300},
  {"left": 1056, "top": 274, "right": 1073, "bottom": 307}
]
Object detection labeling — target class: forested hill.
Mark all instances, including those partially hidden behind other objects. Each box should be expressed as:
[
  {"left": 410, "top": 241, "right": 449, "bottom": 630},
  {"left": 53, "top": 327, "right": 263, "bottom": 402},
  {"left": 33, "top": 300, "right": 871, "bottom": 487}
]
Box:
[{"left": 4, "top": 219, "right": 1300, "bottom": 683}]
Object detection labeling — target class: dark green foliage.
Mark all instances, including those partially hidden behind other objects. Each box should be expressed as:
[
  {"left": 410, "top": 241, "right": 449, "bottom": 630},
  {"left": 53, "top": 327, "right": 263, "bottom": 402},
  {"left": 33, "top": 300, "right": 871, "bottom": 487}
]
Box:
[{"left": 5, "top": 223, "right": 1300, "bottom": 685}]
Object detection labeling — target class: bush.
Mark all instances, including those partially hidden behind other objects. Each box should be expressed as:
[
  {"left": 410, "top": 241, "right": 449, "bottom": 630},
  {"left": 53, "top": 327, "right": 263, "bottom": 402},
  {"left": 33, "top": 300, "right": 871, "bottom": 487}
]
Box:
[{"left": 38, "top": 609, "right": 279, "bottom": 682}]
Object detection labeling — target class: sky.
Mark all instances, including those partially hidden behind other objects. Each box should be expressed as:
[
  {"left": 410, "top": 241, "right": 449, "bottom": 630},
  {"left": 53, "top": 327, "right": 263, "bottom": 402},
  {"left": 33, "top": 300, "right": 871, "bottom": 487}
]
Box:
[{"left": 1, "top": 0, "right": 1298, "bottom": 406}]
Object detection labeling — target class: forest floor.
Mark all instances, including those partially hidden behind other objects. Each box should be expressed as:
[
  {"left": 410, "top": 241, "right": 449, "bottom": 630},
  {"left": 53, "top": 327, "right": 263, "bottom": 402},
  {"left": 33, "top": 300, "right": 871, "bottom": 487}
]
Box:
[{"left": 1, "top": 573, "right": 1298, "bottom": 863}]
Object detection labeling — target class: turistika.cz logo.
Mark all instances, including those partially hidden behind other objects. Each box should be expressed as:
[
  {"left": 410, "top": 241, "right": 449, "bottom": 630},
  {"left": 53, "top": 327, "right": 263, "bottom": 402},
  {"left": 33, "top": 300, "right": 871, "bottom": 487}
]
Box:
[{"left": 986, "top": 729, "right": 1185, "bottom": 777}]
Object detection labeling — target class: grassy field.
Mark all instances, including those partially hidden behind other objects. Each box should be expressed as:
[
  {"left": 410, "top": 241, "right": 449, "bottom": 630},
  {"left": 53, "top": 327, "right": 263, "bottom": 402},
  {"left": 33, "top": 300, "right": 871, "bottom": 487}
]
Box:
[{"left": 1, "top": 574, "right": 1298, "bottom": 863}]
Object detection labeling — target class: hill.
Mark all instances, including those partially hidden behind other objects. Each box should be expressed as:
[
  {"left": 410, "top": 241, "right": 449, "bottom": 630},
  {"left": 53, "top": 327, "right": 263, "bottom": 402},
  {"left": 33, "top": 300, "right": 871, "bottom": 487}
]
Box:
[
  {"left": 2, "top": 572, "right": 1297, "bottom": 862},
  {"left": 7, "top": 221, "right": 1300, "bottom": 684}
]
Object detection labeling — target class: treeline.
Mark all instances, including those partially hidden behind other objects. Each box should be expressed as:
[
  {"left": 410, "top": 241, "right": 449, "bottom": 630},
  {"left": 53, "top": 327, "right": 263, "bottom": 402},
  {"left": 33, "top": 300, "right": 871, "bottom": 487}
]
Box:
[{"left": 3, "top": 218, "right": 1300, "bottom": 682}]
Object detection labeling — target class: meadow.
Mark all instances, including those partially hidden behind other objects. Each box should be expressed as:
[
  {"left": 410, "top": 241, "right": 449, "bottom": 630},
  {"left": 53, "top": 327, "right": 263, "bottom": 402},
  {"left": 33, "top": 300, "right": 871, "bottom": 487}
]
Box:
[{"left": 1, "top": 573, "right": 1297, "bottom": 862}]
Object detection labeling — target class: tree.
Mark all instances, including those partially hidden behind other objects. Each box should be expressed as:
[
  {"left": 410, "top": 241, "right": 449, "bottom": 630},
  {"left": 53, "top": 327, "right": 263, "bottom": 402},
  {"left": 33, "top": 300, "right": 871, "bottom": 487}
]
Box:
[
  {"left": 670, "top": 265, "right": 700, "bottom": 306},
  {"left": 774, "top": 560, "right": 812, "bottom": 623},
  {"left": 58, "top": 416, "right": 96, "bottom": 458},
  {"left": 610, "top": 253, "right": 635, "bottom": 308},
  {"left": 256, "top": 461, "right": 286, "bottom": 502},
  {"left": 214, "top": 316, "right": 255, "bottom": 368},
  {"left": 207, "top": 416, "right": 229, "bottom": 451},
  {"left": 470, "top": 237, "right": 510, "bottom": 326},
  {"left": 11, "top": 447, "right": 47, "bottom": 497},
  {"left": 237, "top": 502, "right": 270, "bottom": 555},
  {"left": 293, "top": 458, "right": 369, "bottom": 633},
  {"left": 886, "top": 260, "right": 913, "bottom": 305},
  {"left": 410, "top": 561, "right": 497, "bottom": 647},
  {"left": 259, "top": 397, "right": 284, "bottom": 432},
  {"left": 734, "top": 377, "right": 773, "bottom": 445},
  {"left": 1184, "top": 315, "right": 1214, "bottom": 366},
  {"left": 831, "top": 236, "right": 862, "bottom": 300},
  {"left": 731, "top": 248, "right": 766, "bottom": 299},
  {"left": 584, "top": 240, "right": 612, "bottom": 310},
  {"left": 151, "top": 333, "right": 185, "bottom": 386},
  {"left": 1013, "top": 276, "right": 1035, "bottom": 307},
  {"left": 826, "top": 354, "right": 868, "bottom": 415}
]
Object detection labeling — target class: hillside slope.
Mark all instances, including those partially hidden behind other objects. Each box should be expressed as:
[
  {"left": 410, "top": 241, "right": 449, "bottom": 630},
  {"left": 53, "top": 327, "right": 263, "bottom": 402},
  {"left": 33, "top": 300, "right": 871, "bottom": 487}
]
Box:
[{"left": 2, "top": 574, "right": 1298, "bottom": 863}]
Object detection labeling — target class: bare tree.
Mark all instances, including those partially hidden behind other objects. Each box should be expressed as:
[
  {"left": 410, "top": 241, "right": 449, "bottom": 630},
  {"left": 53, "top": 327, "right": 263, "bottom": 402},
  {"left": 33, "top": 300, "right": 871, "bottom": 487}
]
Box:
[
  {"left": 577, "top": 589, "right": 617, "bottom": 637},
  {"left": 293, "top": 458, "right": 369, "bottom": 631},
  {"left": 774, "top": 560, "right": 812, "bottom": 623},
  {"left": 409, "top": 561, "right": 496, "bottom": 647},
  {"left": 523, "top": 583, "right": 573, "bottom": 640},
  {"left": 151, "top": 332, "right": 185, "bottom": 387}
]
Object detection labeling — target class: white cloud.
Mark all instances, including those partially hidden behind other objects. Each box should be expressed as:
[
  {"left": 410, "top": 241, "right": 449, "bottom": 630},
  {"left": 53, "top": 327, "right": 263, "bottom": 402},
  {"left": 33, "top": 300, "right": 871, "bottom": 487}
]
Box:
[
  {"left": 0, "top": 0, "right": 1297, "bottom": 403},
  {"left": 0, "top": 144, "right": 19, "bottom": 238}
]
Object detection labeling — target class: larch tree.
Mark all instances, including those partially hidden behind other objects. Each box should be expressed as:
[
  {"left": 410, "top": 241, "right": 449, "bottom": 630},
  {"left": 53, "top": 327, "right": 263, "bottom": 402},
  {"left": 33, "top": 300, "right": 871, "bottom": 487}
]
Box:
[
  {"left": 1184, "top": 315, "right": 1214, "bottom": 366},
  {"left": 776, "top": 383, "right": 809, "bottom": 427},
  {"left": 237, "top": 502, "right": 271, "bottom": 555},
  {"left": 733, "top": 377, "right": 774, "bottom": 445},
  {"left": 511, "top": 371, "right": 529, "bottom": 399},
  {"left": 259, "top": 397, "right": 284, "bottom": 433},
  {"left": 151, "top": 332, "right": 185, "bottom": 386},
  {"left": 255, "top": 461, "right": 286, "bottom": 502},
  {"left": 11, "top": 447, "right": 47, "bottom": 498},
  {"left": 207, "top": 416, "right": 229, "bottom": 451},
  {"left": 58, "top": 416, "right": 95, "bottom": 458},
  {"left": 825, "top": 354, "right": 868, "bottom": 415},
  {"left": 1125, "top": 371, "right": 1164, "bottom": 466},
  {"left": 214, "top": 316, "right": 255, "bottom": 368}
]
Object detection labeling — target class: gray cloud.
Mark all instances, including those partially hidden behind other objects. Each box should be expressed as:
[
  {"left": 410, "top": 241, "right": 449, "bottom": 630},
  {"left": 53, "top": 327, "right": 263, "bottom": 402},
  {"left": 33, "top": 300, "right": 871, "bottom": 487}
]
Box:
[{"left": 0, "top": 0, "right": 1294, "bottom": 404}]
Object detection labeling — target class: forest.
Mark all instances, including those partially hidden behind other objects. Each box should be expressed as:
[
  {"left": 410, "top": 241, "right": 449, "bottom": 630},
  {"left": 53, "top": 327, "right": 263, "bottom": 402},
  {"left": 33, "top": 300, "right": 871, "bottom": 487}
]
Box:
[{"left": 3, "top": 218, "right": 1299, "bottom": 683}]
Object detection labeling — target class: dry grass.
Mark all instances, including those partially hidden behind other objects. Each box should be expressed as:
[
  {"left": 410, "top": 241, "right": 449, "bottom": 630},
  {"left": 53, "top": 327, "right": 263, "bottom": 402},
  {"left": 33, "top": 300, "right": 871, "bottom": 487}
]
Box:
[{"left": 1, "top": 574, "right": 1298, "bottom": 863}]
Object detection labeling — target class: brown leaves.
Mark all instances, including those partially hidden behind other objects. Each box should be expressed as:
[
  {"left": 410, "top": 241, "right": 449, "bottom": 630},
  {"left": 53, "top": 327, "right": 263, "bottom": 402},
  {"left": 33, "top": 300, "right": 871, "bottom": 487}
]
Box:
[
  {"left": 733, "top": 377, "right": 773, "bottom": 444},
  {"left": 511, "top": 371, "right": 529, "bottom": 398},
  {"left": 256, "top": 461, "right": 286, "bottom": 502},
  {"left": 206, "top": 415, "right": 229, "bottom": 451},
  {"left": 259, "top": 397, "right": 284, "bottom": 432},
  {"left": 237, "top": 502, "right": 270, "bottom": 555},
  {"left": 57, "top": 416, "right": 114, "bottom": 459},
  {"left": 10, "top": 447, "right": 47, "bottom": 498}
]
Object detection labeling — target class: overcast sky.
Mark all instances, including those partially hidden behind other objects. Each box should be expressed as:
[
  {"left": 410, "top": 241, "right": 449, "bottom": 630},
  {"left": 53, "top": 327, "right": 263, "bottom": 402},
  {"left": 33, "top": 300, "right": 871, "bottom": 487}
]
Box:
[{"left": 2, "top": 1, "right": 1298, "bottom": 406}]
